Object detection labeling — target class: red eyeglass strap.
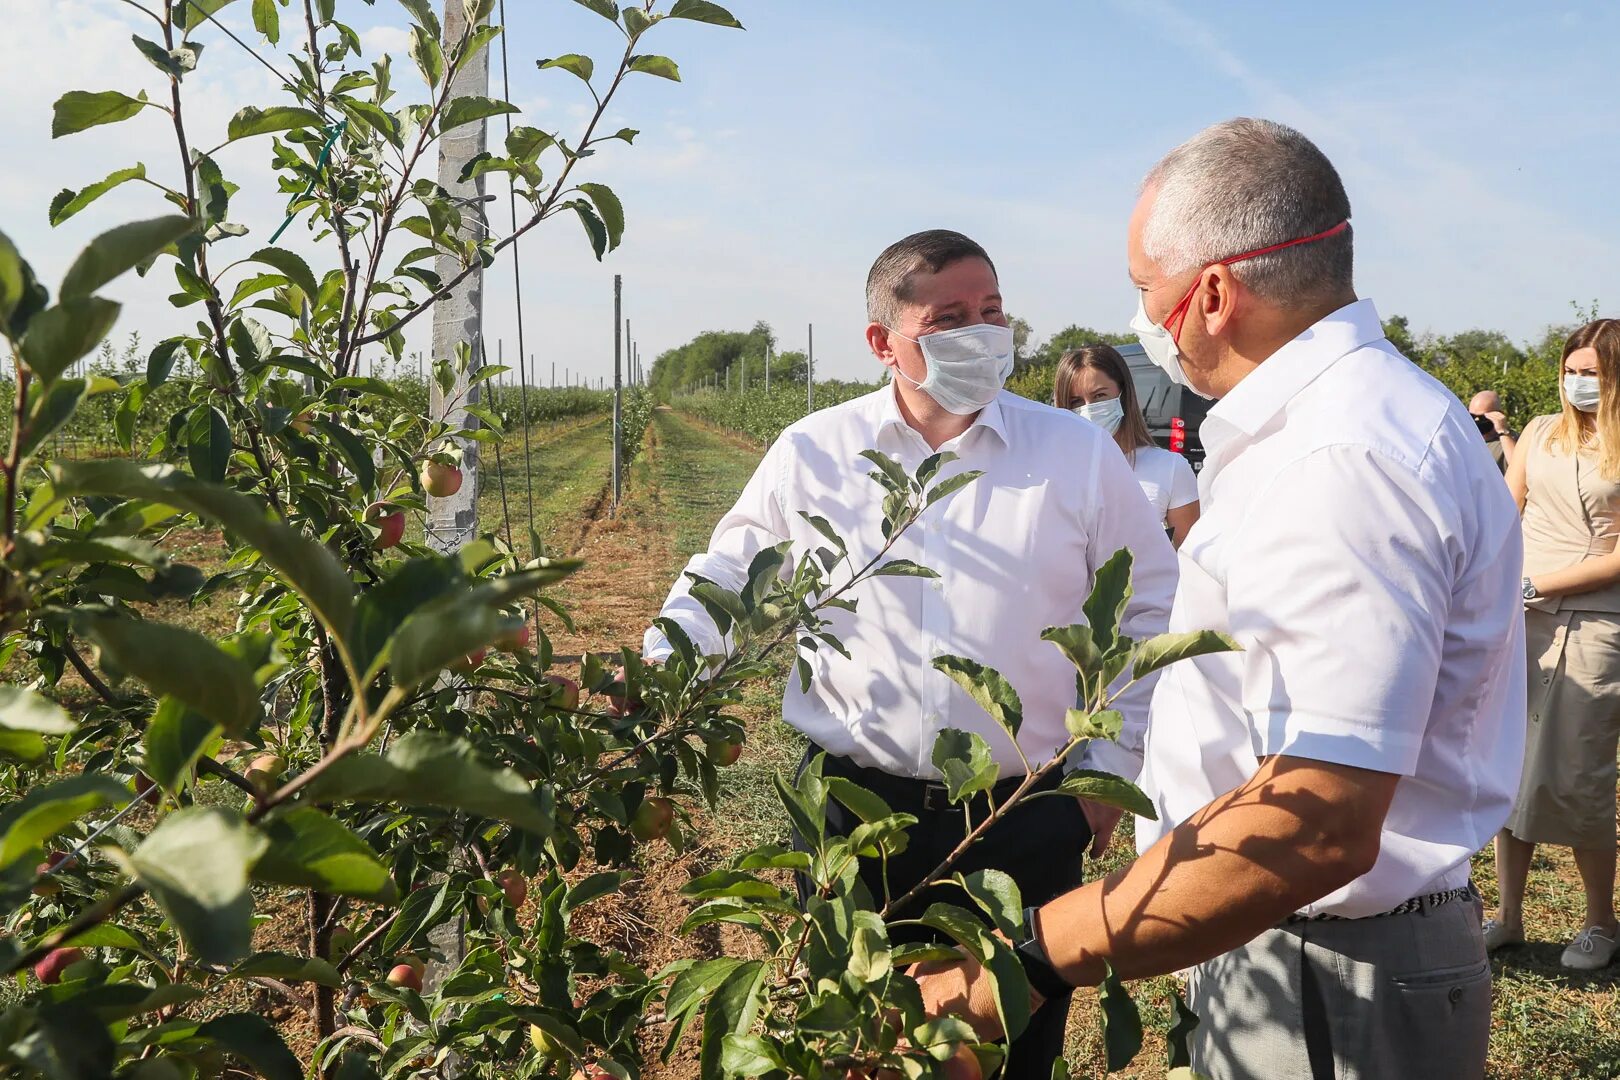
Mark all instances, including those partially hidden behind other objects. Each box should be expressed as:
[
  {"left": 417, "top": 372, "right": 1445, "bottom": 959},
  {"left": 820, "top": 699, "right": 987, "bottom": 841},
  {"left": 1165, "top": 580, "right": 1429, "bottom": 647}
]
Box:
[
  {"left": 1223, "top": 219, "right": 1350, "bottom": 266},
  {"left": 1165, "top": 219, "right": 1351, "bottom": 338}
]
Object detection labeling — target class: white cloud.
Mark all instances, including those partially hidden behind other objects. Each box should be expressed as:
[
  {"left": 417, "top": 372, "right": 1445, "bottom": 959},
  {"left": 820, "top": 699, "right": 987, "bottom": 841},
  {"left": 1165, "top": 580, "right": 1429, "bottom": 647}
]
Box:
[{"left": 363, "top": 25, "right": 415, "bottom": 58}]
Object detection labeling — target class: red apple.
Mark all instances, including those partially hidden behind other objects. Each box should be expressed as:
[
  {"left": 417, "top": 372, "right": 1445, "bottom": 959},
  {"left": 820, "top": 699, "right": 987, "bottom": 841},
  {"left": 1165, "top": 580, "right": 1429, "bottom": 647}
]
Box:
[
  {"left": 421, "top": 461, "right": 463, "bottom": 498},
  {"left": 245, "top": 753, "right": 285, "bottom": 793},
  {"left": 705, "top": 735, "right": 743, "bottom": 768},
  {"left": 33, "top": 947, "right": 84, "bottom": 985},
  {"left": 629, "top": 797, "right": 674, "bottom": 842},
  {"left": 545, "top": 675, "right": 580, "bottom": 711},
  {"left": 133, "top": 772, "right": 160, "bottom": 806},
  {"left": 365, "top": 502, "right": 405, "bottom": 550},
  {"left": 495, "top": 623, "right": 531, "bottom": 653},
  {"left": 605, "top": 668, "right": 640, "bottom": 717},
  {"left": 32, "top": 855, "right": 64, "bottom": 898},
  {"left": 386, "top": 960, "right": 423, "bottom": 991},
  {"left": 493, "top": 868, "right": 527, "bottom": 908}
]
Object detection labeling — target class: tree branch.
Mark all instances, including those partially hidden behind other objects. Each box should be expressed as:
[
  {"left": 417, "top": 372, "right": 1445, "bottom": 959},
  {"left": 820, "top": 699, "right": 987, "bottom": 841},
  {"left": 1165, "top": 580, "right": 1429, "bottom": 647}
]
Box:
[{"left": 351, "top": 32, "right": 641, "bottom": 350}]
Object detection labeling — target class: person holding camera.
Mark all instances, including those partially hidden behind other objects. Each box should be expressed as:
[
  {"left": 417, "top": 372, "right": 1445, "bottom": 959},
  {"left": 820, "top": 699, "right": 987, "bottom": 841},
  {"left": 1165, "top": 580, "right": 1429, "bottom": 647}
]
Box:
[{"left": 1471, "top": 389, "right": 1518, "bottom": 473}]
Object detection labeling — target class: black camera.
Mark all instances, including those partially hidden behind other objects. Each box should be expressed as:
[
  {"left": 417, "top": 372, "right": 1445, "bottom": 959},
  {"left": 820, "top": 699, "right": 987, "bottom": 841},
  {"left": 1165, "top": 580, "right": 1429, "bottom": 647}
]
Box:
[{"left": 1473, "top": 413, "right": 1498, "bottom": 438}]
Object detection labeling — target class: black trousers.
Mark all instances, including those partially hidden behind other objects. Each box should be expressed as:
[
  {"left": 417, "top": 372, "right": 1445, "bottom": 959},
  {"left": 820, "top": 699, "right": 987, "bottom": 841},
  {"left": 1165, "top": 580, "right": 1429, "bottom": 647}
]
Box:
[{"left": 791, "top": 749, "right": 1092, "bottom": 1080}]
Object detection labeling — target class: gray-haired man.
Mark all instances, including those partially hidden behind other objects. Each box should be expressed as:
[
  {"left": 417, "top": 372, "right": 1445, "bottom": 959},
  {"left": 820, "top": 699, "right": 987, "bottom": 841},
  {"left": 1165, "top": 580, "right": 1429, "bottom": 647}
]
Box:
[{"left": 916, "top": 119, "right": 1524, "bottom": 1079}]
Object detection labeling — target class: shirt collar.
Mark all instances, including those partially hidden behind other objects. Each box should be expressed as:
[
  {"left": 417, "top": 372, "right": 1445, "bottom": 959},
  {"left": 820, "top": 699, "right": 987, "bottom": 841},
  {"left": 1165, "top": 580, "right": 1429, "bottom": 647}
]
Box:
[
  {"left": 1206, "top": 297, "right": 1386, "bottom": 438},
  {"left": 876, "top": 381, "right": 1009, "bottom": 448}
]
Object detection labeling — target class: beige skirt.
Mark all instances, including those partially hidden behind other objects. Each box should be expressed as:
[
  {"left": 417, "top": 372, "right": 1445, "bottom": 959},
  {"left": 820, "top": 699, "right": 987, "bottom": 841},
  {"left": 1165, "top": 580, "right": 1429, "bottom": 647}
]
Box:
[{"left": 1505, "top": 607, "right": 1620, "bottom": 848}]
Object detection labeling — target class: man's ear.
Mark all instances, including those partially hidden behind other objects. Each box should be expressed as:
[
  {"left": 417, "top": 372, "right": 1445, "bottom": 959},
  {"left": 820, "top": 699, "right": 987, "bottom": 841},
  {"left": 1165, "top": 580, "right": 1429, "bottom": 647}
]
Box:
[
  {"left": 1201, "top": 264, "right": 1242, "bottom": 339},
  {"left": 866, "top": 322, "right": 897, "bottom": 366}
]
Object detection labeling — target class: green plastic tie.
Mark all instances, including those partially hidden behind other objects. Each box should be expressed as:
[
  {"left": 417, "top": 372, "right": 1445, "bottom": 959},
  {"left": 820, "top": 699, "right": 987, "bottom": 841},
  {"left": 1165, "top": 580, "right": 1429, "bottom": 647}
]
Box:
[{"left": 268, "top": 118, "right": 348, "bottom": 245}]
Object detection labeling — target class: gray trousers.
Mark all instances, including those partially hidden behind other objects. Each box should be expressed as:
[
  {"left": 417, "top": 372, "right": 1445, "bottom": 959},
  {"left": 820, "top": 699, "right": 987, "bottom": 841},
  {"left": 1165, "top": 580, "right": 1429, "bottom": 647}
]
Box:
[{"left": 1188, "top": 894, "right": 1491, "bottom": 1080}]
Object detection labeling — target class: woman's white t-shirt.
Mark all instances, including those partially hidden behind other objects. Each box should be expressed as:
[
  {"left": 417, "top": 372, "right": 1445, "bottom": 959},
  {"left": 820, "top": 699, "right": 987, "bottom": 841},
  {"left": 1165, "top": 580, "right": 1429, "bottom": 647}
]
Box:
[{"left": 1128, "top": 445, "right": 1199, "bottom": 524}]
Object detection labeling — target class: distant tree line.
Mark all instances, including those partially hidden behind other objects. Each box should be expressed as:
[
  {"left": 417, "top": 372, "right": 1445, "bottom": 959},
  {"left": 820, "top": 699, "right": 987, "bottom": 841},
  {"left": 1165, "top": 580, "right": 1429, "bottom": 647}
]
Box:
[{"left": 637, "top": 303, "right": 1608, "bottom": 424}]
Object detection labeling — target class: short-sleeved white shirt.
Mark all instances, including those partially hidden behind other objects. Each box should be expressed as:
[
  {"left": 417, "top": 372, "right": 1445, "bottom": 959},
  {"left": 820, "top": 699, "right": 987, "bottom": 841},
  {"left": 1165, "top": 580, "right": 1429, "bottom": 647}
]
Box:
[
  {"left": 1134, "top": 299, "right": 1526, "bottom": 918},
  {"left": 1129, "top": 445, "right": 1199, "bottom": 524}
]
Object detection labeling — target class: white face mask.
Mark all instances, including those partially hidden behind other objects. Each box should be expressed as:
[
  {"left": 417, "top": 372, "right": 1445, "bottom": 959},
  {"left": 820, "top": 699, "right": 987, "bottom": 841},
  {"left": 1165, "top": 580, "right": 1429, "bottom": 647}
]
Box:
[
  {"left": 886, "top": 322, "right": 1015, "bottom": 415},
  {"left": 1130, "top": 292, "right": 1213, "bottom": 401},
  {"left": 1565, "top": 374, "right": 1601, "bottom": 413},
  {"left": 1074, "top": 397, "right": 1124, "bottom": 434}
]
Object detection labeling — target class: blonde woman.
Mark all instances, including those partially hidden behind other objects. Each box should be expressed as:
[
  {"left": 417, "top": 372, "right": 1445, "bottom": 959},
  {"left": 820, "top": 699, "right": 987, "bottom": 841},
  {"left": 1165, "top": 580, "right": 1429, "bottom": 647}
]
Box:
[
  {"left": 1054, "top": 345, "right": 1200, "bottom": 546},
  {"left": 1491, "top": 318, "right": 1620, "bottom": 970}
]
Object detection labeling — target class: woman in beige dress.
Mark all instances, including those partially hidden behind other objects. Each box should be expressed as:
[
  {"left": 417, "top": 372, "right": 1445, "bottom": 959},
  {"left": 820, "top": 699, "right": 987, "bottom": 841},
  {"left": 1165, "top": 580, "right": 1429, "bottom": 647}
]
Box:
[{"left": 1489, "top": 318, "right": 1620, "bottom": 970}]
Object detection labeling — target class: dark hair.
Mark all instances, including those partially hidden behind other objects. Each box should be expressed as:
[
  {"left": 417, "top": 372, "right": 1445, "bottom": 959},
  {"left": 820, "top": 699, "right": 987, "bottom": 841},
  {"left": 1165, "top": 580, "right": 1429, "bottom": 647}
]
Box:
[
  {"left": 865, "top": 230, "right": 997, "bottom": 326},
  {"left": 1052, "top": 345, "right": 1155, "bottom": 462}
]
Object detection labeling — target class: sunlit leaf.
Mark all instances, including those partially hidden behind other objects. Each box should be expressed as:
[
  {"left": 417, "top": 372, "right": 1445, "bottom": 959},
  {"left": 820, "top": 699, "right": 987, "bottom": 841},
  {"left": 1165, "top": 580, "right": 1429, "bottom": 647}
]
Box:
[
  {"left": 1057, "top": 769, "right": 1156, "bottom": 819},
  {"left": 300, "top": 731, "right": 553, "bottom": 835},
  {"left": 52, "top": 90, "right": 149, "bottom": 138},
  {"left": 124, "top": 806, "right": 269, "bottom": 964},
  {"left": 1132, "top": 630, "right": 1242, "bottom": 680},
  {"left": 627, "top": 54, "right": 681, "bottom": 81},
  {"left": 49, "top": 164, "right": 147, "bottom": 226}
]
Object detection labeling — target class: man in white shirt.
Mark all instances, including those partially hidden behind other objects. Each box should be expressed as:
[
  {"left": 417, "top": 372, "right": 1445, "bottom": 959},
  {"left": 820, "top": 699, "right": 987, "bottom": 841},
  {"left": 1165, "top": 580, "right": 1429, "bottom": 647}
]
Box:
[
  {"left": 916, "top": 121, "right": 1525, "bottom": 1078},
  {"left": 642, "top": 229, "right": 1178, "bottom": 1079}
]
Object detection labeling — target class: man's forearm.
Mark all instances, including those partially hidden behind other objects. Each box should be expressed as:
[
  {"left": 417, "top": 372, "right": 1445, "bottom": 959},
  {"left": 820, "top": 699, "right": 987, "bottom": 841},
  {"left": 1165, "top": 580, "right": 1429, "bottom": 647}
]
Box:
[{"left": 1038, "top": 756, "right": 1396, "bottom": 985}]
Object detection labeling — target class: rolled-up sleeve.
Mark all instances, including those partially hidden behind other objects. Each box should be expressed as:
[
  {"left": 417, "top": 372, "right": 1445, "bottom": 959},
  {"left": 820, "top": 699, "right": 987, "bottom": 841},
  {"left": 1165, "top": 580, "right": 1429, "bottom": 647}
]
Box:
[
  {"left": 1077, "top": 443, "right": 1179, "bottom": 780},
  {"left": 1226, "top": 446, "right": 1451, "bottom": 775},
  {"left": 642, "top": 440, "right": 794, "bottom": 662}
]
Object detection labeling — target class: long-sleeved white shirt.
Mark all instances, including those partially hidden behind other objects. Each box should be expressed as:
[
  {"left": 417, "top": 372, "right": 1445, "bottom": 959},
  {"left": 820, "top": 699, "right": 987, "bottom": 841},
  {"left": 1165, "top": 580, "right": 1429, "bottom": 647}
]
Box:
[
  {"left": 1135, "top": 299, "right": 1526, "bottom": 917},
  {"left": 643, "top": 384, "right": 1178, "bottom": 780}
]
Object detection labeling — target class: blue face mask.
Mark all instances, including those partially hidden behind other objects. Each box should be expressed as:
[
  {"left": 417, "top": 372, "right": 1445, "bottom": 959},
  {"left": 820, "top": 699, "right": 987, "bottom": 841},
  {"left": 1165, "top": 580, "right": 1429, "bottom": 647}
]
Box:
[{"left": 1073, "top": 397, "right": 1124, "bottom": 434}]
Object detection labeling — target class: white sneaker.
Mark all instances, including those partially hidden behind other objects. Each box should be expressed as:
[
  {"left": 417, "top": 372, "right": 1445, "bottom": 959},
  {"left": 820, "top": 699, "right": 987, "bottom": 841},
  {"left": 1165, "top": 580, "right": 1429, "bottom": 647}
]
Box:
[
  {"left": 1561, "top": 925, "right": 1619, "bottom": 971},
  {"left": 1482, "top": 918, "right": 1524, "bottom": 951}
]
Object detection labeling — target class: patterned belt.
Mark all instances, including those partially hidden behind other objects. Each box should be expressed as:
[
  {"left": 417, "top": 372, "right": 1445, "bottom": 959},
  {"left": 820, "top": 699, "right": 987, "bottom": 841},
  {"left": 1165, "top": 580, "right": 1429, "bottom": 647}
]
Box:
[{"left": 1284, "top": 881, "right": 1480, "bottom": 924}]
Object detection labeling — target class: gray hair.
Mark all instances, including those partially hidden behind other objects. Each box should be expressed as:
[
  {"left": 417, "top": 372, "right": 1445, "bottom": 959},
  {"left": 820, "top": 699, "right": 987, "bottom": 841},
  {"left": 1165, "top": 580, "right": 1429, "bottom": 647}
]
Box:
[
  {"left": 1142, "top": 118, "right": 1353, "bottom": 305},
  {"left": 866, "top": 230, "right": 997, "bottom": 326}
]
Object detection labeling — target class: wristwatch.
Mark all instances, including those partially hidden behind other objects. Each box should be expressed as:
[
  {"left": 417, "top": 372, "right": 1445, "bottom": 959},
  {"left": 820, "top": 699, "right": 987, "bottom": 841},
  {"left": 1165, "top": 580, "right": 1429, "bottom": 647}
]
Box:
[
  {"left": 1012, "top": 906, "right": 1073, "bottom": 1001},
  {"left": 1523, "top": 577, "right": 1540, "bottom": 601}
]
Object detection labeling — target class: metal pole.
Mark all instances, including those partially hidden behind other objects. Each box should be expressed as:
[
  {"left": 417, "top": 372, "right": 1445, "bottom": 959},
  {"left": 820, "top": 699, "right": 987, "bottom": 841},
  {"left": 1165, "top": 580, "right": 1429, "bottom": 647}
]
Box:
[
  {"left": 613, "top": 284, "right": 623, "bottom": 514},
  {"left": 807, "top": 323, "right": 814, "bottom": 412}
]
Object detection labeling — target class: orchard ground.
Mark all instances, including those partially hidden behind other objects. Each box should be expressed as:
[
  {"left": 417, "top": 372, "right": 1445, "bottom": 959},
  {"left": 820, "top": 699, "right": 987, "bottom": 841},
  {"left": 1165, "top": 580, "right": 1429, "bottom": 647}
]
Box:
[{"left": 30, "top": 404, "right": 1616, "bottom": 1078}]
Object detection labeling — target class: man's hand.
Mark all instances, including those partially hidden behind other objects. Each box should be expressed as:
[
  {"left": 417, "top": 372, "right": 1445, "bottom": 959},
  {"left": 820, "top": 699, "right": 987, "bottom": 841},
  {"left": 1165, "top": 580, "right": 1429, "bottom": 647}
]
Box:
[
  {"left": 1484, "top": 410, "right": 1511, "bottom": 435},
  {"left": 911, "top": 953, "right": 1041, "bottom": 1044},
  {"left": 1078, "top": 799, "right": 1124, "bottom": 858}
]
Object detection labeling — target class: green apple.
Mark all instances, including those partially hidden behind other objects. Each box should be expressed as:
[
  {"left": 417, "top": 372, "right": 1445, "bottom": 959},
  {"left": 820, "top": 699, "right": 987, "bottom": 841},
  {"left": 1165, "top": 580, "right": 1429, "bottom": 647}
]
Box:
[{"left": 629, "top": 797, "right": 674, "bottom": 842}]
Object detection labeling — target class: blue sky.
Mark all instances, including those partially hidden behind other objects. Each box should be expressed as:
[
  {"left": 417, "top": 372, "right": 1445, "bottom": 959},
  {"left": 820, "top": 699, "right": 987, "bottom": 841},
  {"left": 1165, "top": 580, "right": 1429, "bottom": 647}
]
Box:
[{"left": 4, "top": 0, "right": 1616, "bottom": 383}]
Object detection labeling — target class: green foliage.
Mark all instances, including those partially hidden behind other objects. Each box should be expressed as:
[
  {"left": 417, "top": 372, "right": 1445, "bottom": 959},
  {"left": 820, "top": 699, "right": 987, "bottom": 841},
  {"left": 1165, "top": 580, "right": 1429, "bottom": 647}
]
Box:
[
  {"left": 1390, "top": 312, "right": 1575, "bottom": 423},
  {"left": 675, "top": 381, "right": 878, "bottom": 444},
  {"left": 0, "top": 1, "right": 745, "bottom": 1075}
]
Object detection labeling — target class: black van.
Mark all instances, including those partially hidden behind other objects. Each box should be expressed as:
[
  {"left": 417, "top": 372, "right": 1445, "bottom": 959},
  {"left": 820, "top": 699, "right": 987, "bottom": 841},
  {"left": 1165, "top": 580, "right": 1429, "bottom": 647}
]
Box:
[{"left": 1119, "top": 342, "right": 1213, "bottom": 471}]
